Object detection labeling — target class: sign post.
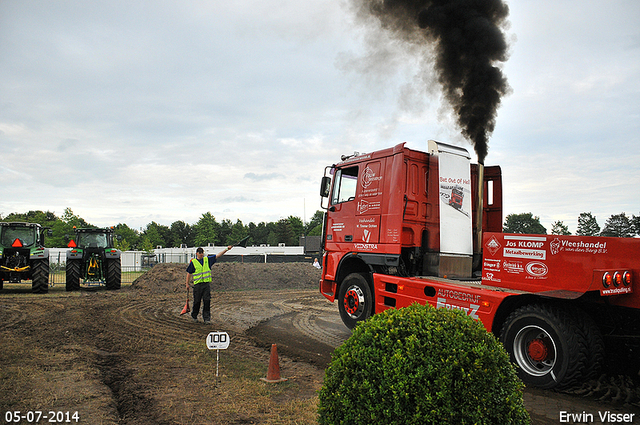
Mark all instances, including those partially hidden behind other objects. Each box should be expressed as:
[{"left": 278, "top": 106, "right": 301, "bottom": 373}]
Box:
[{"left": 206, "top": 331, "right": 230, "bottom": 385}]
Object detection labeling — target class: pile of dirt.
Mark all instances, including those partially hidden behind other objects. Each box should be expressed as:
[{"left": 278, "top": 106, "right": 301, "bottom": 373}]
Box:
[{"left": 131, "top": 262, "right": 322, "bottom": 294}]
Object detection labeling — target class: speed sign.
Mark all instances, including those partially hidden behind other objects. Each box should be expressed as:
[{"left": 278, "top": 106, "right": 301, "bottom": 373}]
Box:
[{"left": 206, "top": 331, "right": 230, "bottom": 350}]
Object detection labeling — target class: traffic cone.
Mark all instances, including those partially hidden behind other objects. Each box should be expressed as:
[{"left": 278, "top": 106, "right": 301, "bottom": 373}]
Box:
[
  {"left": 180, "top": 299, "right": 190, "bottom": 315},
  {"left": 180, "top": 288, "right": 190, "bottom": 316},
  {"left": 260, "top": 344, "right": 287, "bottom": 383}
]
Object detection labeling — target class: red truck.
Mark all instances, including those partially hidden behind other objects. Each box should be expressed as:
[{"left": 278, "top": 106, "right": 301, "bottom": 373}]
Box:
[{"left": 319, "top": 141, "right": 640, "bottom": 389}]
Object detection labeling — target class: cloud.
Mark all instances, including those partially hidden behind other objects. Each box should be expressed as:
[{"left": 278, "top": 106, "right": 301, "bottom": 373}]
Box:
[
  {"left": 244, "top": 173, "right": 284, "bottom": 181},
  {"left": 0, "top": 0, "right": 638, "bottom": 233},
  {"left": 219, "top": 196, "right": 261, "bottom": 204}
]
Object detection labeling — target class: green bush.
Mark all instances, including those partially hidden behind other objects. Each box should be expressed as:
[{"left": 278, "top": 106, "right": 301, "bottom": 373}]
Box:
[{"left": 318, "top": 303, "right": 530, "bottom": 425}]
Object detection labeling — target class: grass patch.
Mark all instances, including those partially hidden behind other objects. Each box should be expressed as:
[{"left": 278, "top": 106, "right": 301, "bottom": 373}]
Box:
[{"left": 167, "top": 341, "right": 320, "bottom": 424}]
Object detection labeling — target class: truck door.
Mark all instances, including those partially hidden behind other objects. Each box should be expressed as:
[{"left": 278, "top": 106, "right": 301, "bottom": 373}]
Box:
[
  {"left": 355, "top": 160, "right": 383, "bottom": 245},
  {"left": 327, "top": 166, "right": 359, "bottom": 243},
  {"left": 327, "top": 159, "right": 385, "bottom": 245}
]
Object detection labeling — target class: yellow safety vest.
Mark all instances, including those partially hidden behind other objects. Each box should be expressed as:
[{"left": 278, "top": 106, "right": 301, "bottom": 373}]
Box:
[{"left": 191, "top": 257, "right": 212, "bottom": 284}]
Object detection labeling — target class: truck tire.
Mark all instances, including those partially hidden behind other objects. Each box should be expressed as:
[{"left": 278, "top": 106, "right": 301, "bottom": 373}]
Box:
[
  {"left": 570, "top": 306, "right": 605, "bottom": 381},
  {"left": 31, "top": 259, "right": 49, "bottom": 294},
  {"left": 500, "top": 303, "right": 587, "bottom": 390},
  {"left": 105, "top": 258, "right": 121, "bottom": 290},
  {"left": 66, "top": 259, "right": 81, "bottom": 291},
  {"left": 338, "top": 273, "right": 373, "bottom": 329}
]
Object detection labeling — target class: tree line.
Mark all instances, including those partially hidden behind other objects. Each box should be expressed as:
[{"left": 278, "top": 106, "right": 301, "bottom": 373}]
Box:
[
  {"left": 0, "top": 208, "right": 324, "bottom": 252},
  {"left": 503, "top": 212, "right": 640, "bottom": 237},
  {"left": 3, "top": 208, "right": 638, "bottom": 252}
]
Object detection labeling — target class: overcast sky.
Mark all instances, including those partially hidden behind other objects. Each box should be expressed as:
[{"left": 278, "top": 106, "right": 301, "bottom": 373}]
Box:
[{"left": 1, "top": 0, "right": 639, "bottom": 234}]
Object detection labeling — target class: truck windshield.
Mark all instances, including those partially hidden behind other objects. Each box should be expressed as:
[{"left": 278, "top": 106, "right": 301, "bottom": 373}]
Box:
[
  {"left": 1, "top": 227, "right": 36, "bottom": 247},
  {"left": 331, "top": 166, "right": 358, "bottom": 204}
]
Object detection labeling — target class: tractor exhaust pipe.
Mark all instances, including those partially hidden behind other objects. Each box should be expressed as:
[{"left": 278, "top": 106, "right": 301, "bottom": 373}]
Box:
[{"left": 473, "top": 162, "right": 484, "bottom": 274}]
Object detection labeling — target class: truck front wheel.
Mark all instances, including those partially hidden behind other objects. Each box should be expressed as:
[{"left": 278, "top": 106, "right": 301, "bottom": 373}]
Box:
[
  {"left": 500, "top": 303, "right": 587, "bottom": 390},
  {"left": 338, "top": 273, "right": 372, "bottom": 330}
]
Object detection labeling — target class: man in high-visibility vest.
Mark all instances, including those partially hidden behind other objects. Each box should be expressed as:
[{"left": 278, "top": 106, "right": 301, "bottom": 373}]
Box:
[{"left": 185, "top": 245, "right": 232, "bottom": 323}]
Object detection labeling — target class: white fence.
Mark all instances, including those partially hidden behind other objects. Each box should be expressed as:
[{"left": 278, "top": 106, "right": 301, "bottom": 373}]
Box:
[
  {"left": 48, "top": 248, "right": 146, "bottom": 271},
  {"left": 48, "top": 245, "right": 306, "bottom": 272}
]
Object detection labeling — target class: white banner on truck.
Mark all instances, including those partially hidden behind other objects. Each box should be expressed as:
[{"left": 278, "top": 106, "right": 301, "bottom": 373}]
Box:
[{"left": 434, "top": 142, "right": 473, "bottom": 256}]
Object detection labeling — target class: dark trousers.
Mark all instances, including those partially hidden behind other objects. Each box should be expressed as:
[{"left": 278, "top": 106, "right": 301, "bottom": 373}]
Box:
[{"left": 191, "top": 282, "right": 211, "bottom": 321}]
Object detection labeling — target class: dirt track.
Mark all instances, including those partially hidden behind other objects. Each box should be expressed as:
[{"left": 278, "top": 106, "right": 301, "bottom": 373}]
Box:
[{"left": 1, "top": 263, "right": 639, "bottom": 424}]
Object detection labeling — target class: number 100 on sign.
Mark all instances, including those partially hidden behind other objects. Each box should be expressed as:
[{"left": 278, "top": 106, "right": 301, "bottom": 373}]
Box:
[{"left": 207, "top": 332, "right": 230, "bottom": 350}]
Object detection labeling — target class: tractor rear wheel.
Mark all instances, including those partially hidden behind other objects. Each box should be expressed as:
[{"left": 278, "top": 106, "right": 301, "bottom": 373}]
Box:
[
  {"left": 31, "top": 259, "right": 49, "bottom": 294},
  {"left": 66, "top": 259, "right": 81, "bottom": 291},
  {"left": 500, "top": 303, "right": 587, "bottom": 390},
  {"left": 105, "top": 258, "right": 121, "bottom": 290}
]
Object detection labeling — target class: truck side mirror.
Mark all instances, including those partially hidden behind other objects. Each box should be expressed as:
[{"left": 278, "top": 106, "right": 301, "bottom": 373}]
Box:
[{"left": 320, "top": 176, "right": 331, "bottom": 198}]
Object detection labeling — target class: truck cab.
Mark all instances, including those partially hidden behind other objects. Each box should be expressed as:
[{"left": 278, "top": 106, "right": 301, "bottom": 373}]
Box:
[{"left": 320, "top": 141, "right": 502, "bottom": 307}]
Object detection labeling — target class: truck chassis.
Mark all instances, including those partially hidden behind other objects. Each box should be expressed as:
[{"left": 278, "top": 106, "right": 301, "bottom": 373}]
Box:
[{"left": 319, "top": 142, "right": 640, "bottom": 389}]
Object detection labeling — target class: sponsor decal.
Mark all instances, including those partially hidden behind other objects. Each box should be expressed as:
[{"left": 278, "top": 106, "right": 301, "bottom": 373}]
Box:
[
  {"left": 525, "top": 261, "right": 549, "bottom": 278},
  {"left": 361, "top": 166, "right": 383, "bottom": 188},
  {"left": 483, "top": 258, "right": 501, "bottom": 272},
  {"left": 436, "top": 297, "right": 480, "bottom": 320},
  {"left": 503, "top": 260, "right": 524, "bottom": 274},
  {"left": 357, "top": 218, "right": 378, "bottom": 231},
  {"left": 504, "top": 235, "right": 546, "bottom": 249},
  {"left": 601, "top": 286, "right": 632, "bottom": 296},
  {"left": 504, "top": 247, "right": 546, "bottom": 260},
  {"left": 361, "top": 187, "right": 381, "bottom": 197},
  {"left": 354, "top": 243, "right": 378, "bottom": 250},
  {"left": 562, "top": 239, "right": 607, "bottom": 249},
  {"left": 486, "top": 235, "right": 501, "bottom": 256},
  {"left": 358, "top": 217, "right": 377, "bottom": 223},
  {"left": 437, "top": 289, "right": 480, "bottom": 304},
  {"left": 484, "top": 272, "right": 501, "bottom": 283},
  {"left": 358, "top": 199, "right": 381, "bottom": 213},
  {"left": 331, "top": 222, "right": 345, "bottom": 232},
  {"left": 356, "top": 217, "right": 379, "bottom": 243},
  {"left": 555, "top": 238, "right": 608, "bottom": 255},
  {"left": 502, "top": 236, "right": 548, "bottom": 260},
  {"left": 386, "top": 228, "right": 400, "bottom": 242}
]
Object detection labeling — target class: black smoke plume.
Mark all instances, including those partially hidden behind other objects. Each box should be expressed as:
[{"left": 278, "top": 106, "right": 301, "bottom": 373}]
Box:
[{"left": 355, "top": 0, "right": 510, "bottom": 163}]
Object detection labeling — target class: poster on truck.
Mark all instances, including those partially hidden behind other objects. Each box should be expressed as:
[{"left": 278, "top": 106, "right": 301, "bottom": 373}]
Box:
[{"left": 438, "top": 150, "right": 473, "bottom": 255}]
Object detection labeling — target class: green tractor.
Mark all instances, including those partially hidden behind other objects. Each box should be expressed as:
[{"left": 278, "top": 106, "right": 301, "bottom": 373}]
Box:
[
  {"left": 66, "top": 227, "right": 121, "bottom": 291},
  {"left": 0, "top": 222, "right": 50, "bottom": 293}
]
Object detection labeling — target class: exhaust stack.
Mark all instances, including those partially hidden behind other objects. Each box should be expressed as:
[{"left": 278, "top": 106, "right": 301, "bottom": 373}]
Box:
[{"left": 473, "top": 162, "right": 485, "bottom": 274}]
